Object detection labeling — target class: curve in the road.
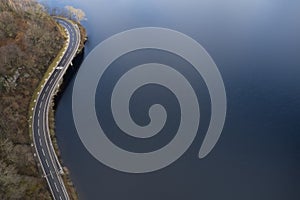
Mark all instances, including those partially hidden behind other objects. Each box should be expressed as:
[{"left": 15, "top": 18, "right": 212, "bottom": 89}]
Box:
[{"left": 31, "top": 18, "right": 81, "bottom": 200}]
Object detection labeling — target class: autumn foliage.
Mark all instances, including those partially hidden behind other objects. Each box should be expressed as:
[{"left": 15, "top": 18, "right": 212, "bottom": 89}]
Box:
[{"left": 0, "top": 0, "right": 64, "bottom": 199}]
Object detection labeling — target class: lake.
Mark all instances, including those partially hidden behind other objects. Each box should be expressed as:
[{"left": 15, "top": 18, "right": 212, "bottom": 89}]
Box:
[{"left": 47, "top": 0, "right": 300, "bottom": 199}]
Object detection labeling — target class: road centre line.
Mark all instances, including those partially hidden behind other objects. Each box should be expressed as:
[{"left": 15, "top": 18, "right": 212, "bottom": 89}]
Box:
[
  {"left": 54, "top": 182, "right": 59, "bottom": 192},
  {"left": 45, "top": 159, "right": 49, "bottom": 167},
  {"left": 49, "top": 78, "right": 54, "bottom": 85},
  {"left": 32, "top": 18, "right": 80, "bottom": 200}
]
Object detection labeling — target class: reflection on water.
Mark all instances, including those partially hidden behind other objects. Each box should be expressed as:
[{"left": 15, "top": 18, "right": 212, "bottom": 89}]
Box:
[{"left": 52, "top": 0, "right": 300, "bottom": 199}]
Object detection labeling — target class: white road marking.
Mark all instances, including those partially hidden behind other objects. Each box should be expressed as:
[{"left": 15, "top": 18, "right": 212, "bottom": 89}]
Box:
[
  {"left": 32, "top": 20, "right": 79, "bottom": 199},
  {"left": 49, "top": 78, "right": 54, "bottom": 85},
  {"left": 54, "top": 182, "right": 59, "bottom": 192},
  {"left": 45, "top": 159, "right": 49, "bottom": 167}
]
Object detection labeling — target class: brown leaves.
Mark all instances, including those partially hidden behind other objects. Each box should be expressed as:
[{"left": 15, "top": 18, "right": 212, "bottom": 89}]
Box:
[{"left": 0, "top": 1, "right": 64, "bottom": 199}]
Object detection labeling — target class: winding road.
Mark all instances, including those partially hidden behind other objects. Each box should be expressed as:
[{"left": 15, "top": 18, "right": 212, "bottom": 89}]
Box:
[{"left": 31, "top": 18, "right": 80, "bottom": 200}]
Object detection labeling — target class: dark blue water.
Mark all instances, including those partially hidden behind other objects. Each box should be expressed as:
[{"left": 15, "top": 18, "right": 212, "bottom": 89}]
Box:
[{"left": 50, "top": 0, "right": 300, "bottom": 199}]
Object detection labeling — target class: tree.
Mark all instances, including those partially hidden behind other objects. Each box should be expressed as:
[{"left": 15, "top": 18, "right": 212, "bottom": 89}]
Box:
[{"left": 65, "top": 5, "right": 86, "bottom": 22}]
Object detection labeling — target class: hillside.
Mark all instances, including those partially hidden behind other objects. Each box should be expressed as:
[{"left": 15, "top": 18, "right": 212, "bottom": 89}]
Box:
[{"left": 0, "top": 0, "right": 65, "bottom": 199}]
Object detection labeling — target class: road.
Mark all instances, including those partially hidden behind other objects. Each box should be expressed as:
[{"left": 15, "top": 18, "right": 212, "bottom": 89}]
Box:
[{"left": 31, "top": 18, "right": 80, "bottom": 200}]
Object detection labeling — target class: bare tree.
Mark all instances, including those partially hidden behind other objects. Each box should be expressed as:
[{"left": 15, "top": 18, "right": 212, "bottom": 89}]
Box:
[{"left": 65, "top": 5, "right": 86, "bottom": 22}]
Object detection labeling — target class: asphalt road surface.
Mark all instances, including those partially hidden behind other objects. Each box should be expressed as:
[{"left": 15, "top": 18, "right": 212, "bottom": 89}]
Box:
[{"left": 31, "top": 18, "right": 80, "bottom": 200}]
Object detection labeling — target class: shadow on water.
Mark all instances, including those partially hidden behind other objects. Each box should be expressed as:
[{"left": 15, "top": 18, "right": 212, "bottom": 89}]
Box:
[{"left": 53, "top": 48, "right": 85, "bottom": 110}]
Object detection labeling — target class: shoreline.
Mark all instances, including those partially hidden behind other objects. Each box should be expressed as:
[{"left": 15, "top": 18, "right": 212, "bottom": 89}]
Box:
[
  {"left": 48, "top": 48, "right": 85, "bottom": 200},
  {"left": 48, "top": 18, "right": 87, "bottom": 200},
  {"left": 29, "top": 16, "right": 87, "bottom": 200}
]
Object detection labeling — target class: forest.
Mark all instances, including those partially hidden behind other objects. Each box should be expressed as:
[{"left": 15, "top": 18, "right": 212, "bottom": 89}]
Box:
[{"left": 0, "top": 0, "right": 65, "bottom": 199}]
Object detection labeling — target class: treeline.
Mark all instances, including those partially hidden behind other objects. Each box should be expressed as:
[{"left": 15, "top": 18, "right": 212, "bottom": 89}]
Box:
[
  {"left": 0, "top": 0, "right": 86, "bottom": 22},
  {"left": 0, "top": 0, "right": 44, "bottom": 13},
  {"left": 0, "top": 0, "right": 64, "bottom": 199}
]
